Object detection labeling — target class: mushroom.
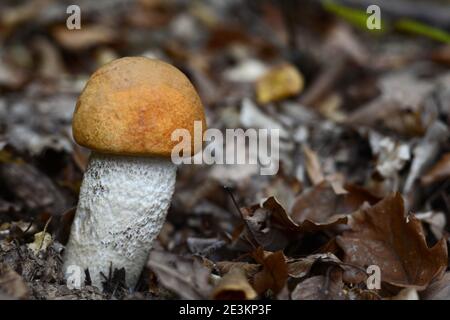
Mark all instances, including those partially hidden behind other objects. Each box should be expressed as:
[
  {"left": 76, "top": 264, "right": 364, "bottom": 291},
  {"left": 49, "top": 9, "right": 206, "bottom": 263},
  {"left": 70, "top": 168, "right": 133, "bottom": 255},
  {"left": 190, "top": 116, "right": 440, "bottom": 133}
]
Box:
[{"left": 63, "top": 57, "right": 206, "bottom": 289}]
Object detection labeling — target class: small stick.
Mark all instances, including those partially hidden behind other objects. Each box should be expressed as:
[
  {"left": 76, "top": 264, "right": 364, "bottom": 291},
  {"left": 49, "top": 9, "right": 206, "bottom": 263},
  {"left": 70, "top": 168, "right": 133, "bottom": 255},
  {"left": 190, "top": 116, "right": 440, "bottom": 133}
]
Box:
[
  {"left": 224, "top": 185, "right": 245, "bottom": 221},
  {"left": 38, "top": 216, "right": 52, "bottom": 252}
]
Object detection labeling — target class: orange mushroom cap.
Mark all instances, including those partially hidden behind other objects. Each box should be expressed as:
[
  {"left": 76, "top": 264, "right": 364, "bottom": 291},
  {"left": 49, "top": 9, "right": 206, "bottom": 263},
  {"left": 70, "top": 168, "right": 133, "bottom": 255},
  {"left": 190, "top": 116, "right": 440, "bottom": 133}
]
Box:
[{"left": 72, "top": 57, "right": 206, "bottom": 157}]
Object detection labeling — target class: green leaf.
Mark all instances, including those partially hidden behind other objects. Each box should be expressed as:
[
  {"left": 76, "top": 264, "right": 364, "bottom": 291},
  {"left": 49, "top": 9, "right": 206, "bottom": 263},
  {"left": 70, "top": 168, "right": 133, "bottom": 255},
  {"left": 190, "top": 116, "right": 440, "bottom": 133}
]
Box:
[
  {"left": 396, "top": 19, "right": 450, "bottom": 43},
  {"left": 322, "top": 0, "right": 385, "bottom": 33}
]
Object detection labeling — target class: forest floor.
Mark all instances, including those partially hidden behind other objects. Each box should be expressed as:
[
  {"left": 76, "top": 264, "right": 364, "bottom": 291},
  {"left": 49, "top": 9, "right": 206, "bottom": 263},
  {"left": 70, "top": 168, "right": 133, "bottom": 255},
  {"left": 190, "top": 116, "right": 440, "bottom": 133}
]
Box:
[{"left": 1, "top": 0, "right": 450, "bottom": 300}]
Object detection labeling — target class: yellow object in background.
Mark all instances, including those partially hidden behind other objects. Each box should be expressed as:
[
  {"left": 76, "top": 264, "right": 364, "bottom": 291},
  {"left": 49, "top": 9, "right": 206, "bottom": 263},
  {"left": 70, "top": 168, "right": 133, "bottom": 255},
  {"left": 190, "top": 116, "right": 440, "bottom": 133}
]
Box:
[{"left": 256, "top": 64, "right": 304, "bottom": 105}]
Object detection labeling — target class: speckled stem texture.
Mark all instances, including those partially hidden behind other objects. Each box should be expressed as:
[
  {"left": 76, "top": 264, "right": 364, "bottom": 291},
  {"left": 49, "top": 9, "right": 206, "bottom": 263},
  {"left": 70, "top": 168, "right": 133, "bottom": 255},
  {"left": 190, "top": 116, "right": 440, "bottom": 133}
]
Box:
[{"left": 63, "top": 152, "right": 176, "bottom": 289}]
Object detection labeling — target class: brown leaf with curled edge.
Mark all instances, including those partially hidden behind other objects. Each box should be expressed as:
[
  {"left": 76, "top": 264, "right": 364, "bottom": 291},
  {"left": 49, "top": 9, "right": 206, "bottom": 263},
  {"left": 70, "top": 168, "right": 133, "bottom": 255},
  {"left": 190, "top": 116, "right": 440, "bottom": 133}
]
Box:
[
  {"left": 251, "top": 248, "right": 288, "bottom": 295},
  {"left": 336, "top": 193, "right": 448, "bottom": 290},
  {"left": 237, "top": 181, "right": 381, "bottom": 273},
  {"left": 238, "top": 195, "right": 347, "bottom": 251},
  {"left": 287, "top": 253, "right": 367, "bottom": 285},
  {"left": 291, "top": 269, "right": 346, "bottom": 300},
  {"left": 263, "top": 196, "right": 347, "bottom": 234},
  {"left": 287, "top": 253, "right": 348, "bottom": 279},
  {"left": 287, "top": 255, "right": 324, "bottom": 279},
  {"left": 240, "top": 203, "right": 290, "bottom": 251},
  {"left": 211, "top": 268, "right": 257, "bottom": 300},
  {"left": 290, "top": 181, "right": 379, "bottom": 227}
]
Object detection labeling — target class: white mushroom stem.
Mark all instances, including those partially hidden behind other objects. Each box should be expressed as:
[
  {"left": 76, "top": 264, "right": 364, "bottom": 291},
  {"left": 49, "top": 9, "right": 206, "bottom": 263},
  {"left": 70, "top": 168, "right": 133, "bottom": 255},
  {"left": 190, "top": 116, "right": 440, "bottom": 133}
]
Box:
[{"left": 63, "top": 152, "right": 176, "bottom": 289}]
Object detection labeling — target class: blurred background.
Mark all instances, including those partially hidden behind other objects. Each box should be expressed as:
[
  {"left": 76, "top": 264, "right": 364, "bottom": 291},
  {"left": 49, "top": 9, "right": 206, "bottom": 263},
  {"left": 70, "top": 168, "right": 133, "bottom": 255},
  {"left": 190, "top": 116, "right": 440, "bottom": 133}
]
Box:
[{"left": 1, "top": 0, "right": 450, "bottom": 300}]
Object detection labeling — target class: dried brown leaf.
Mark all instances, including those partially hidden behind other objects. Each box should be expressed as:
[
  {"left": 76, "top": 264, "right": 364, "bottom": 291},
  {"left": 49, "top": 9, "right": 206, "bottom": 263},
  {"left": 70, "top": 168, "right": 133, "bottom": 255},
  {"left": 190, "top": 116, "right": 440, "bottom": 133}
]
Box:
[
  {"left": 287, "top": 253, "right": 366, "bottom": 285},
  {"left": 252, "top": 248, "right": 288, "bottom": 295},
  {"left": 239, "top": 194, "right": 348, "bottom": 251},
  {"left": 241, "top": 203, "right": 289, "bottom": 251},
  {"left": 266, "top": 195, "right": 347, "bottom": 233},
  {"left": 291, "top": 269, "right": 346, "bottom": 300},
  {"left": 336, "top": 193, "right": 448, "bottom": 289},
  {"left": 290, "top": 181, "right": 379, "bottom": 226},
  {"left": 287, "top": 253, "right": 339, "bottom": 279}
]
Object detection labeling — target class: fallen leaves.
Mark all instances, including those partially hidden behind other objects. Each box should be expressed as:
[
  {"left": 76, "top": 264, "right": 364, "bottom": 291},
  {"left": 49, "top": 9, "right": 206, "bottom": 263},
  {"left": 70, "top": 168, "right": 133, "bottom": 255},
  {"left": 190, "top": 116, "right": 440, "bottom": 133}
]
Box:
[
  {"left": 238, "top": 194, "right": 345, "bottom": 252},
  {"left": 240, "top": 200, "right": 290, "bottom": 251},
  {"left": 235, "top": 181, "right": 383, "bottom": 254},
  {"left": 286, "top": 252, "right": 366, "bottom": 284},
  {"left": 268, "top": 194, "right": 348, "bottom": 234},
  {"left": 147, "top": 251, "right": 213, "bottom": 300},
  {"left": 404, "top": 121, "right": 449, "bottom": 194},
  {"left": 27, "top": 231, "right": 52, "bottom": 255},
  {"left": 336, "top": 193, "right": 448, "bottom": 289},
  {"left": 287, "top": 254, "right": 328, "bottom": 279},
  {"left": 0, "top": 264, "right": 29, "bottom": 299},
  {"left": 346, "top": 71, "right": 436, "bottom": 136},
  {"left": 143, "top": 169, "right": 448, "bottom": 300},
  {"left": 255, "top": 64, "right": 304, "bottom": 104},
  {"left": 290, "top": 181, "right": 378, "bottom": 227},
  {"left": 252, "top": 249, "right": 288, "bottom": 295},
  {"left": 291, "top": 270, "right": 346, "bottom": 300},
  {"left": 0, "top": 239, "right": 64, "bottom": 294}
]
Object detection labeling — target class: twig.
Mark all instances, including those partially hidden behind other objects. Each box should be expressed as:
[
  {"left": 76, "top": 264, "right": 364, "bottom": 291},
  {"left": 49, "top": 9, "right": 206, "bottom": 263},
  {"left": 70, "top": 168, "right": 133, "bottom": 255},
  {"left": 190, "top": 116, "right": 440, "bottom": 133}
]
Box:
[
  {"left": 224, "top": 186, "right": 258, "bottom": 249},
  {"left": 224, "top": 185, "right": 245, "bottom": 221},
  {"left": 38, "top": 216, "right": 52, "bottom": 252}
]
